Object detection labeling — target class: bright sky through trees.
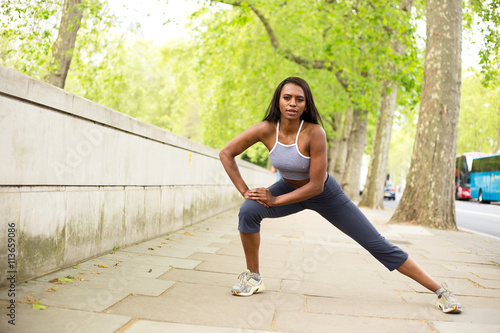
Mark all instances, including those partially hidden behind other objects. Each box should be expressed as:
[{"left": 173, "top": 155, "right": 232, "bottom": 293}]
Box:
[
  {"left": 108, "top": 0, "right": 481, "bottom": 68},
  {"left": 107, "top": 0, "right": 205, "bottom": 43}
]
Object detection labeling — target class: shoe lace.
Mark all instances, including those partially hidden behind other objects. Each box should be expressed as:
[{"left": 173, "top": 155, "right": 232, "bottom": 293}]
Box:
[
  {"left": 237, "top": 270, "right": 250, "bottom": 287},
  {"left": 439, "top": 283, "right": 458, "bottom": 303}
]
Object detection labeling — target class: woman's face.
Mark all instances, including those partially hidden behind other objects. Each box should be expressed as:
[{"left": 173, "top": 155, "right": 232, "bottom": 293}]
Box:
[{"left": 279, "top": 83, "right": 306, "bottom": 121}]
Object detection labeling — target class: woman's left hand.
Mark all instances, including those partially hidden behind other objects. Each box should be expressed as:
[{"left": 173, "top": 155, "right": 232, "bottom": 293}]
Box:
[{"left": 244, "top": 187, "right": 275, "bottom": 208}]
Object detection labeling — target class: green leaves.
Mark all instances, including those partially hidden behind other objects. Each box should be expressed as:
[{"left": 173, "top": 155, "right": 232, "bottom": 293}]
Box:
[
  {"left": 32, "top": 302, "right": 47, "bottom": 310},
  {"left": 0, "top": 0, "right": 115, "bottom": 82},
  {"left": 0, "top": 0, "right": 452, "bottom": 169},
  {"left": 465, "top": 0, "right": 500, "bottom": 86},
  {"left": 458, "top": 71, "right": 500, "bottom": 154}
]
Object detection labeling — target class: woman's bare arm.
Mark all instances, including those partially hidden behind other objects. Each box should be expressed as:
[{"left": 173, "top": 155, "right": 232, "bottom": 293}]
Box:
[{"left": 219, "top": 122, "right": 271, "bottom": 197}]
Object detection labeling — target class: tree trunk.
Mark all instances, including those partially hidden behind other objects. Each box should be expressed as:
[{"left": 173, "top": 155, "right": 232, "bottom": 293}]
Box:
[
  {"left": 46, "top": 0, "right": 83, "bottom": 89},
  {"left": 327, "top": 112, "right": 343, "bottom": 174},
  {"left": 341, "top": 108, "right": 368, "bottom": 201},
  {"left": 390, "top": 0, "right": 462, "bottom": 229},
  {"left": 359, "top": 82, "right": 397, "bottom": 209},
  {"left": 358, "top": 0, "right": 413, "bottom": 210},
  {"left": 332, "top": 108, "right": 353, "bottom": 183},
  {"left": 328, "top": 137, "right": 339, "bottom": 174}
]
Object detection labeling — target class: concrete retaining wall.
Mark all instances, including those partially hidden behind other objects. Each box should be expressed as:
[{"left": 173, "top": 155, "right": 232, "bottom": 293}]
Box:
[{"left": 0, "top": 66, "right": 274, "bottom": 287}]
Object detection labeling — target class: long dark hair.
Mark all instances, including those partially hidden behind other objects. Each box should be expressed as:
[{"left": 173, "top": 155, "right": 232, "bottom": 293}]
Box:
[{"left": 263, "top": 77, "right": 323, "bottom": 125}]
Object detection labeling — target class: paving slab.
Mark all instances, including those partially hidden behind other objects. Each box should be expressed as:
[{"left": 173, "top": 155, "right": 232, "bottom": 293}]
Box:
[
  {"left": 442, "top": 262, "right": 500, "bottom": 280},
  {"left": 217, "top": 241, "right": 304, "bottom": 262},
  {"left": 469, "top": 277, "right": 500, "bottom": 289},
  {"left": 194, "top": 259, "right": 287, "bottom": 280},
  {"left": 121, "top": 242, "right": 219, "bottom": 259},
  {"left": 306, "top": 295, "right": 445, "bottom": 321},
  {"left": 34, "top": 257, "right": 172, "bottom": 282},
  {"left": 168, "top": 232, "right": 234, "bottom": 245},
  {"left": 2, "top": 279, "right": 130, "bottom": 312},
  {"left": 105, "top": 282, "right": 276, "bottom": 331},
  {"left": 405, "top": 276, "right": 500, "bottom": 298},
  {"left": 281, "top": 278, "right": 404, "bottom": 302},
  {"left": 397, "top": 290, "right": 500, "bottom": 309},
  {"left": 98, "top": 251, "right": 202, "bottom": 269},
  {"left": 272, "top": 311, "right": 434, "bottom": 333},
  {"left": 2, "top": 207, "right": 499, "bottom": 333},
  {"left": 124, "top": 320, "right": 275, "bottom": 333},
  {"left": 158, "top": 267, "right": 235, "bottom": 287},
  {"left": 429, "top": 321, "right": 500, "bottom": 333},
  {"left": 75, "top": 276, "right": 176, "bottom": 297},
  {"left": 0, "top": 299, "right": 131, "bottom": 333},
  {"left": 187, "top": 252, "right": 285, "bottom": 271}
]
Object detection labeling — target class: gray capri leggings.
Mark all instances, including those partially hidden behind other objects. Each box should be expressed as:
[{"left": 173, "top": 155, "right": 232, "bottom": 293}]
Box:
[{"left": 238, "top": 174, "right": 408, "bottom": 271}]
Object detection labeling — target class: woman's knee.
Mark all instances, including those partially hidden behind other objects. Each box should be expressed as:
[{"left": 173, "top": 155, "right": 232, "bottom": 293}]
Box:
[
  {"left": 361, "top": 237, "right": 408, "bottom": 270},
  {"left": 238, "top": 199, "right": 265, "bottom": 233}
]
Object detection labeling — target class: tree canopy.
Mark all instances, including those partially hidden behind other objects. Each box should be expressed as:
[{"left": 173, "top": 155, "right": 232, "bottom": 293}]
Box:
[{"left": 1, "top": 0, "right": 498, "bottom": 181}]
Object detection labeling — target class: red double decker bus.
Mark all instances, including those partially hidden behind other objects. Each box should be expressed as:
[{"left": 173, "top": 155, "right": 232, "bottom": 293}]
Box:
[{"left": 455, "top": 152, "right": 489, "bottom": 200}]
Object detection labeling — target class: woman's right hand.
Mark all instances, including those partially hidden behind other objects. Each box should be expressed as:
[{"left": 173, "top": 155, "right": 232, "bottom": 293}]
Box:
[{"left": 244, "top": 188, "right": 275, "bottom": 208}]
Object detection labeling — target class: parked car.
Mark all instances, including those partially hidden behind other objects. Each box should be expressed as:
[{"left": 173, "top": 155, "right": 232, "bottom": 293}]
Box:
[{"left": 384, "top": 183, "right": 396, "bottom": 200}]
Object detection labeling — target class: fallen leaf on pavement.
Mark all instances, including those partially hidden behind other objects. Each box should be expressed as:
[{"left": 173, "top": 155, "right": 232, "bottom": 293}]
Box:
[
  {"left": 52, "top": 275, "right": 81, "bottom": 284},
  {"left": 32, "top": 302, "right": 47, "bottom": 310},
  {"left": 25, "top": 295, "right": 36, "bottom": 304}
]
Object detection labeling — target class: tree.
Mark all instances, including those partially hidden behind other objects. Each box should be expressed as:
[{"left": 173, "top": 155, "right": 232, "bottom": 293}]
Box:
[
  {"left": 465, "top": 0, "right": 500, "bottom": 86},
  {"left": 359, "top": 83, "right": 397, "bottom": 209},
  {"left": 332, "top": 108, "right": 353, "bottom": 181},
  {"left": 0, "top": 0, "right": 112, "bottom": 87},
  {"left": 461, "top": 1, "right": 500, "bottom": 154},
  {"left": 359, "top": 0, "right": 415, "bottom": 209},
  {"left": 390, "top": 0, "right": 462, "bottom": 229},
  {"left": 341, "top": 108, "right": 369, "bottom": 199},
  {"left": 387, "top": 109, "right": 418, "bottom": 190},
  {"left": 189, "top": 5, "right": 314, "bottom": 150},
  {"left": 46, "top": 0, "right": 83, "bottom": 88},
  {"left": 66, "top": 31, "right": 205, "bottom": 140},
  {"left": 1, "top": 1, "right": 60, "bottom": 78},
  {"left": 457, "top": 71, "right": 500, "bottom": 154}
]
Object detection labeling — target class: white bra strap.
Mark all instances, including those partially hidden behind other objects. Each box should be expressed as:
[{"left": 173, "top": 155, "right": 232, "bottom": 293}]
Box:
[
  {"left": 276, "top": 120, "right": 280, "bottom": 143},
  {"left": 295, "top": 120, "right": 304, "bottom": 144}
]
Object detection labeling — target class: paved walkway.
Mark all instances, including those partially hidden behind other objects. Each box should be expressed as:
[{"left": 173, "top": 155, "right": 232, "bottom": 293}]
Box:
[{"left": 2, "top": 206, "right": 500, "bottom": 333}]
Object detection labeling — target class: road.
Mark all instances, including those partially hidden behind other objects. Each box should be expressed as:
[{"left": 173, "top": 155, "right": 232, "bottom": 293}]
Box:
[{"left": 383, "top": 192, "right": 500, "bottom": 238}]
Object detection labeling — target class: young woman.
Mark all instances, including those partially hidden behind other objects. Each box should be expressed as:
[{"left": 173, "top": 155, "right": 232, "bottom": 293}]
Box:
[{"left": 219, "top": 77, "right": 461, "bottom": 313}]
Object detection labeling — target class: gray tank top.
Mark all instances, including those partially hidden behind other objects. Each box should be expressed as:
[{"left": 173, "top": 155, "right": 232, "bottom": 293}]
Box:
[{"left": 269, "top": 120, "right": 310, "bottom": 180}]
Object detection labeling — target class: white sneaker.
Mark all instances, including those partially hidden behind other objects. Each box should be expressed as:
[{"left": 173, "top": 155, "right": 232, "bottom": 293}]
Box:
[
  {"left": 436, "top": 283, "right": 462, "bottom": 313},
  {"left": 231, "top": 269, "right": 265, "bottom": 296}
]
